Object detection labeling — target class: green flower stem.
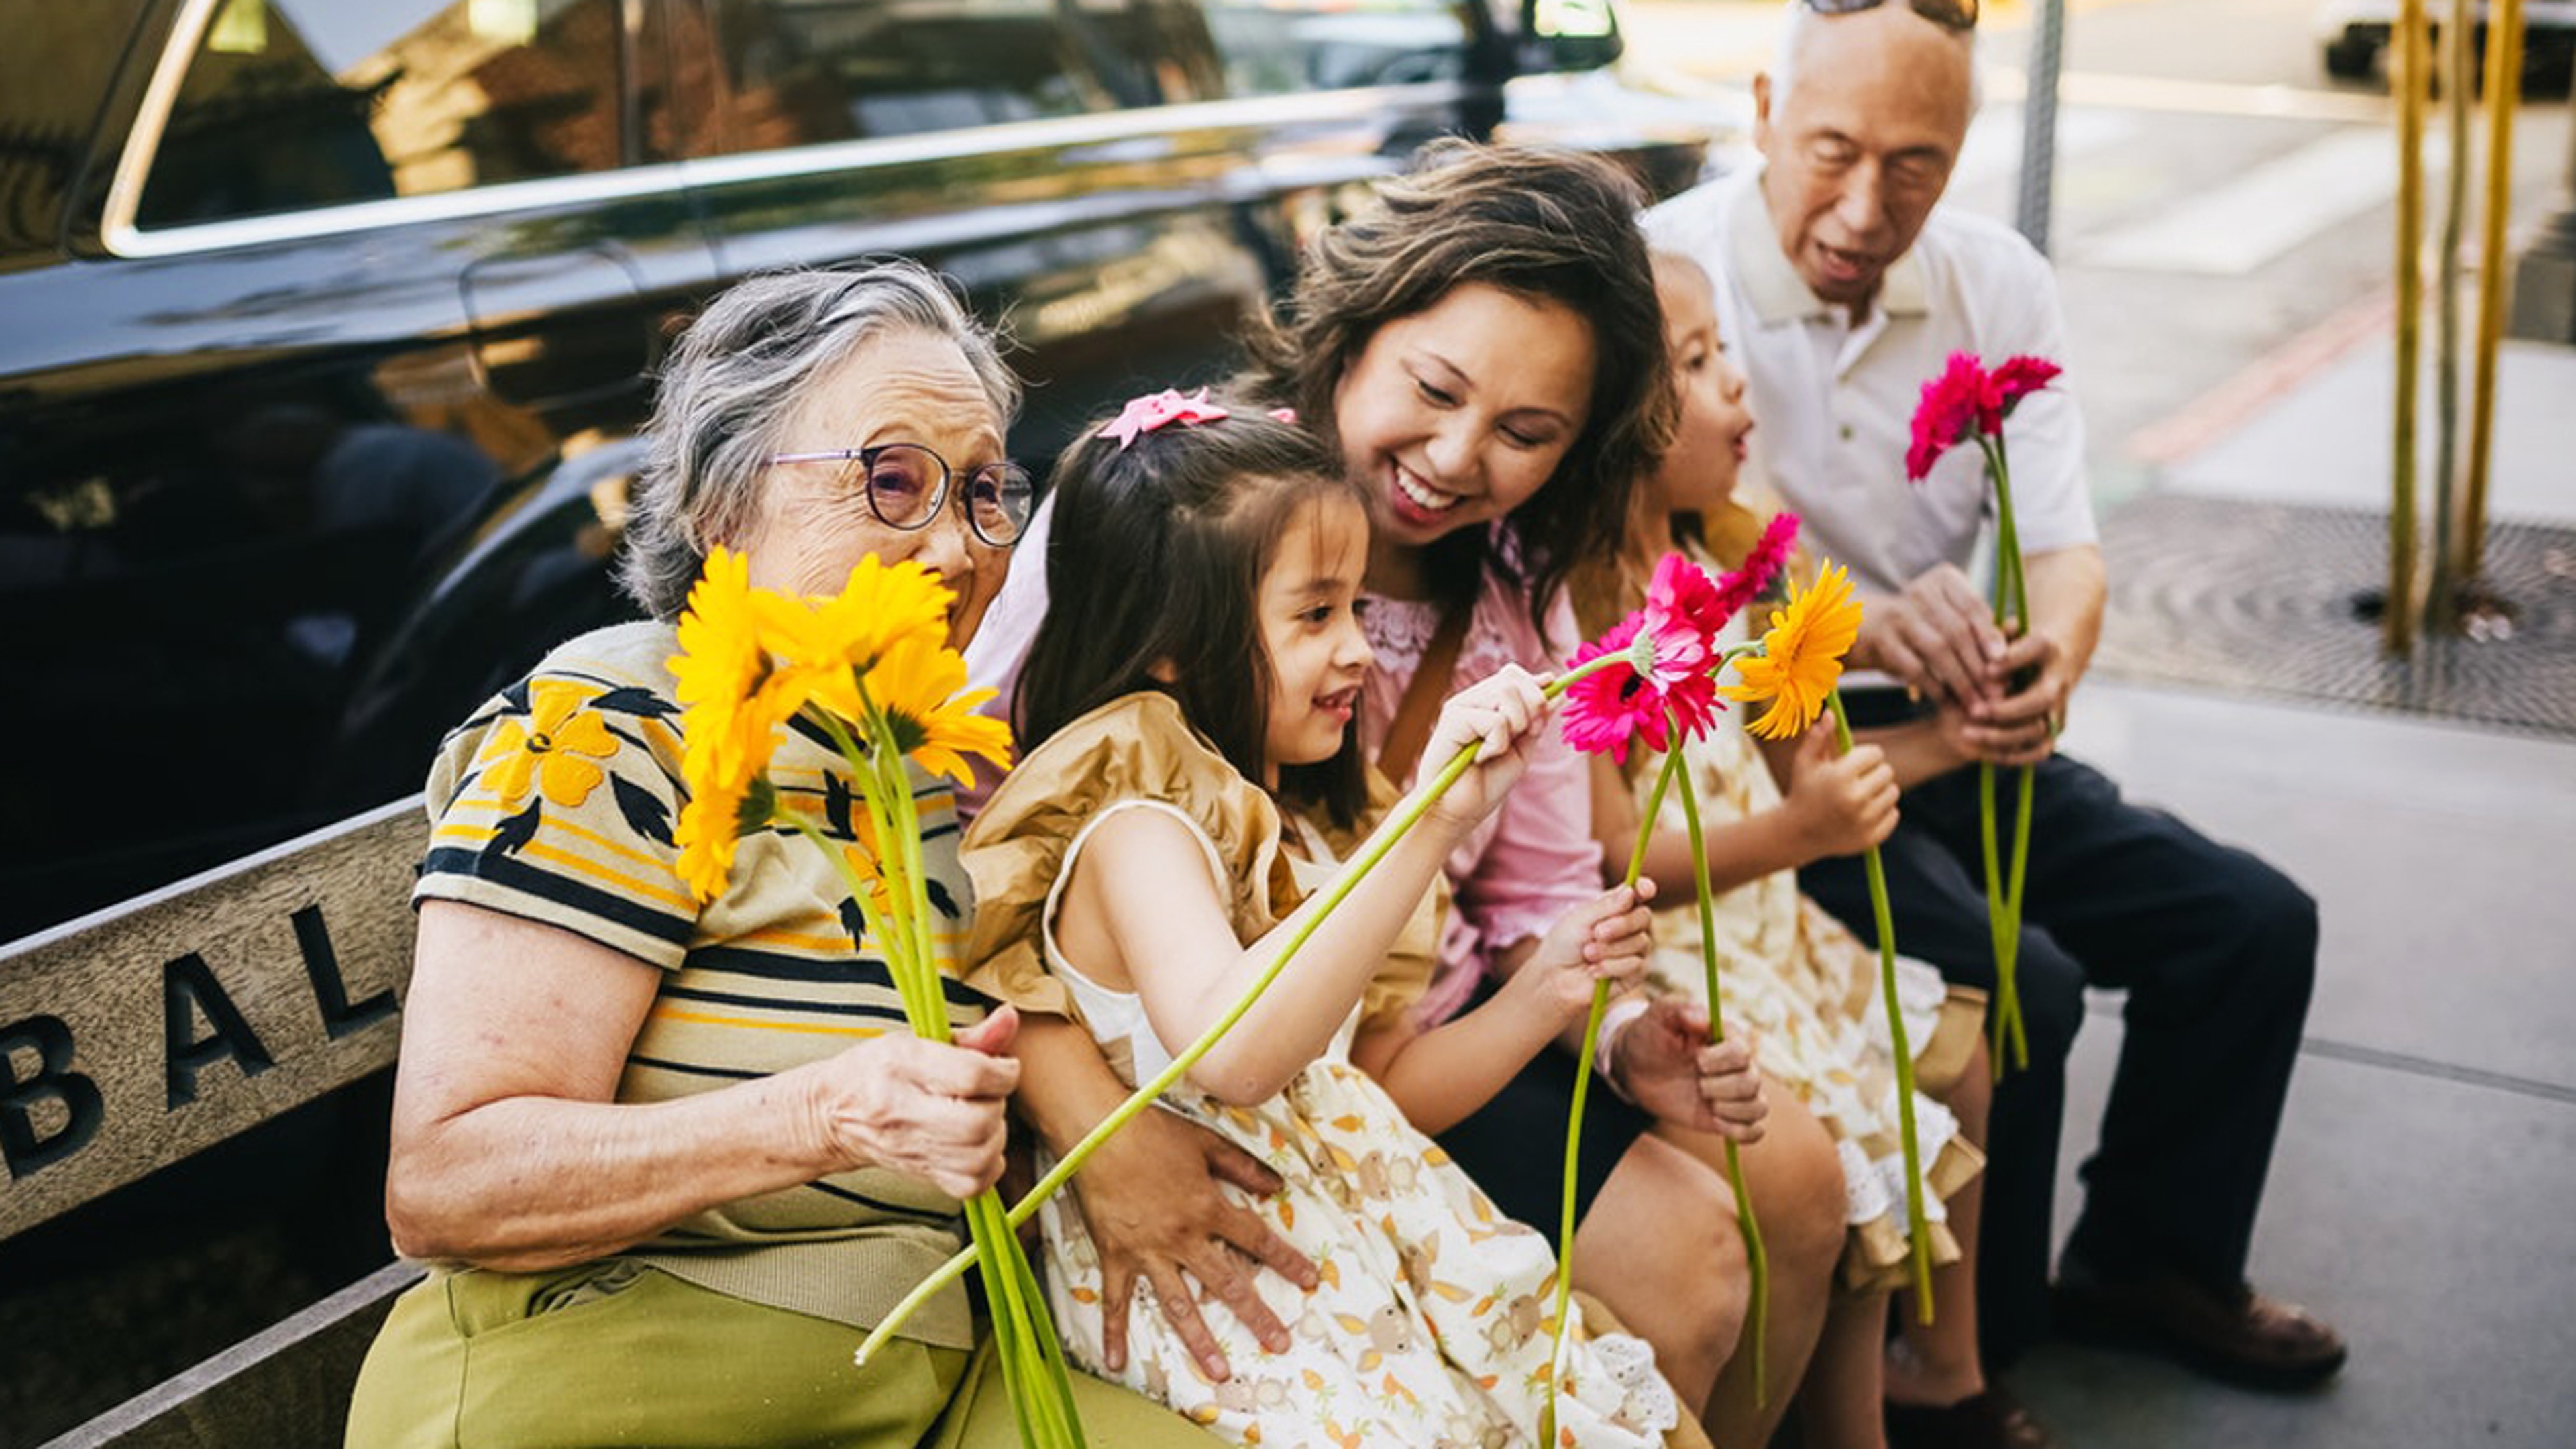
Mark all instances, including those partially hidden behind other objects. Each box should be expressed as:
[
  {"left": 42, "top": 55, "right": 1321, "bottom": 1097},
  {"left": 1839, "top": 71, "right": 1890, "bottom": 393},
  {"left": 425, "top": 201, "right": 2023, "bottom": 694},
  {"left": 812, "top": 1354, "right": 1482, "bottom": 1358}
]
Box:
[
  {"left": 797, "top": 714, "right": 1083, "bottom": 1448},
  {"left": 1827, "top": 689, "right": 1935, "bottom": 1322},
  {"left": 1978, "top": 436, "right": 2035, "bottom": 1075},
  {"left": 1672, "top": 752, "right": 1768, "bottom": 1406},
  {"left": 859, "top": 651, "right": 1648, "bottom": 1371},
  {"left": 875, "top": 722, "right": 1085, "bottom": 1446},
  {"left": 1976, "top": 765, "right": 2018, "bottom": 1077},
  {"left": 1540, "top": 748, "right": 1683, "bottom": 1441},
  {"left": 2002, "top": 764, "right": 2033, "bottom": 1071}
]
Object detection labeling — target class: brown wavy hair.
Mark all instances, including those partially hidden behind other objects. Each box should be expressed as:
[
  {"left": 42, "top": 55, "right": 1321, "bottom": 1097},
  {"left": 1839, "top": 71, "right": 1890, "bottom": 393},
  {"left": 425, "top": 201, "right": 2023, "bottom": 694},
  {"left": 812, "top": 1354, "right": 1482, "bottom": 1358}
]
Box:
[{"left": 1239, "top": 139, "right": 1677, "bottom": 643}]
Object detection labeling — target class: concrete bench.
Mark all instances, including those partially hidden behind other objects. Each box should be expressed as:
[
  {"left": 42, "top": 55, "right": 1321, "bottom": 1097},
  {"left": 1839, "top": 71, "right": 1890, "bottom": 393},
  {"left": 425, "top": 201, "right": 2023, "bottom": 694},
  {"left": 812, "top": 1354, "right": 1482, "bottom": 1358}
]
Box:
[{"left": 3, "top": 800, "right": 427, "bottom": 1448}]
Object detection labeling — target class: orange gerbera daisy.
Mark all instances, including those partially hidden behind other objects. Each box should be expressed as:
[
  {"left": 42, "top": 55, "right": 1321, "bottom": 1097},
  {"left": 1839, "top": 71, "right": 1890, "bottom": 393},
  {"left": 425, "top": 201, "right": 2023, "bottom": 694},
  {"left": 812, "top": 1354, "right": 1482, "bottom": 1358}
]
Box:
[{"left": 1723, "top": 561, "right": 1864, "bottom": 741}]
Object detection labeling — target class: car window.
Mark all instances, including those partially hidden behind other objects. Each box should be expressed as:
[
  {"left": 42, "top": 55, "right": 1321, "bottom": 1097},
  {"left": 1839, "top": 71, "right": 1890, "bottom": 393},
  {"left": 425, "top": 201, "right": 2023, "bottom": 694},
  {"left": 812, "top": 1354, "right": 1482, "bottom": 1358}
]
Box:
[
  {"left": 135, "top": 0, "right": 630, "bottom": 229},
  {"left": 1197, "top": 0, "right": 1477, "bottom": 95},
  {"left": 694, "top": 0, "right": 1159, "bottom": 154}
]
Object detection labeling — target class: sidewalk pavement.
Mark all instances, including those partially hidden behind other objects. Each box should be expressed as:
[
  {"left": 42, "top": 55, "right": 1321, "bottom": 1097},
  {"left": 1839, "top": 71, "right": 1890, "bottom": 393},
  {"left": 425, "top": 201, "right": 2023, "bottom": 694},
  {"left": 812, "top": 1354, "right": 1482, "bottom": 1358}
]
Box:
[{"left": 2006, "top": 335, "right": 2576, "bottom": 1445}]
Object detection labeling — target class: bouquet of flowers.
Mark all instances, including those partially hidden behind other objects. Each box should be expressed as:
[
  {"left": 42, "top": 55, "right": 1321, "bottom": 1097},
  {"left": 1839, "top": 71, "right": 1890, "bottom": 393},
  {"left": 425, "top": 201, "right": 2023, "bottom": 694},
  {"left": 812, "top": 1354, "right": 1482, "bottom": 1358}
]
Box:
[
  {"left": 667, "top": 548, "right": 1083, "bottom": 1449},
  {"left": 1907, "top": 352, "right": 2065, "bottom": 1077}
]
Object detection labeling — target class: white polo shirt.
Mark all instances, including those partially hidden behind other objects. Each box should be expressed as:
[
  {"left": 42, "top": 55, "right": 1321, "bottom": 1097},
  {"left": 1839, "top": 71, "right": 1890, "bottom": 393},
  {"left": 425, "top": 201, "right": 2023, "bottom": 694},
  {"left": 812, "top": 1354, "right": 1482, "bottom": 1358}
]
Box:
[{"left": 1642, "top": 165, "right": 2094, "bottom": 600}]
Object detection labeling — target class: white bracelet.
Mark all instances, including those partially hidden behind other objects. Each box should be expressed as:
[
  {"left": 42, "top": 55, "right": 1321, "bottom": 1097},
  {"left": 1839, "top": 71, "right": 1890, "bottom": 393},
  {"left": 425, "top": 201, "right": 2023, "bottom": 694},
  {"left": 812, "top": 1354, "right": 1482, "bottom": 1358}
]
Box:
[{"left": 1592, "top": 995, "right": 1652, "bottom": 1104}]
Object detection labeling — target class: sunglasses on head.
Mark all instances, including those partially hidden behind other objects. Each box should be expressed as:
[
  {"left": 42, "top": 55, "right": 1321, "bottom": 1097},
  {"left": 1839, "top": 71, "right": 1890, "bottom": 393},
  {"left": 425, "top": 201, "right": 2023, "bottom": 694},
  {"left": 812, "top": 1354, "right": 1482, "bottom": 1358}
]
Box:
[{"left": 1803, "top": 0, "right": 1979, "bottom": 30}]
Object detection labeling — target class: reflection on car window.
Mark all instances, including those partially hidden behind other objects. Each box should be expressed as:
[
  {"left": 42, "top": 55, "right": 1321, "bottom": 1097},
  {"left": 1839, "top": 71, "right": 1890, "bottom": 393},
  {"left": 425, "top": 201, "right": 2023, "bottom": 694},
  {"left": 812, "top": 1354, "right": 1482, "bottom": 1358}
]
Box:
[
  {"left": 137, "top": 0, "right": 628, "bottom": 228},
  {"left": 698, "top": 0, "right": 1157, "bottom": 154},
  {"left": 1199, "top": 0, "right": 1474, "bottom": 96}
]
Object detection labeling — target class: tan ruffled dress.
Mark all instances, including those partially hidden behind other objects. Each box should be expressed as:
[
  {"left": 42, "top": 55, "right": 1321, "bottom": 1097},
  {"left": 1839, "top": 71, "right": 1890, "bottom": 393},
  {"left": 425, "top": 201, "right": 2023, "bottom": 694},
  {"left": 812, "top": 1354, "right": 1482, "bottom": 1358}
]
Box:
[{"left": 964, "top": 692, "right": 1686, "bottom": 1448}]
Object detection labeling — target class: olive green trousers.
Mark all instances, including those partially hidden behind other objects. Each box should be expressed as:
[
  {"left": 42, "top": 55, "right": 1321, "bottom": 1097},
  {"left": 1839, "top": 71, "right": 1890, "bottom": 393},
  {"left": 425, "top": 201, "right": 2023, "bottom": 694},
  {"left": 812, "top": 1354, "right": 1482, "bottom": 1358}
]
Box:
[{"left": 345, "top": 1260, "right": 1224, "bottom": 1448}]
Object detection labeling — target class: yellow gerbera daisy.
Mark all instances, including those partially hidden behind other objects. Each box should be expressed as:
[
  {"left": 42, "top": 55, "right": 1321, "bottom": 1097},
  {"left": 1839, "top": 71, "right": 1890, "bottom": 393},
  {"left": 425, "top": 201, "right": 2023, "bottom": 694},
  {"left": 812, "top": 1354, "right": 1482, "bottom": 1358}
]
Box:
[
  {"left": 669, "top": 548, "right": 806, "bottom": 900},
  {"left": 1722, "top": 561, "right": 1865, "bottom": 741},
  {"left": 761, "top": 555, "right": 953, "bottom": 722},
  {"left": 864, "top": 631, "right": 1014, "bottom": 786},
  {"left": 676, "top": 775, "right": 775, "bottom": 904},
  {"left": 476, "top": 678, "right": 618, "bottom": 810}
]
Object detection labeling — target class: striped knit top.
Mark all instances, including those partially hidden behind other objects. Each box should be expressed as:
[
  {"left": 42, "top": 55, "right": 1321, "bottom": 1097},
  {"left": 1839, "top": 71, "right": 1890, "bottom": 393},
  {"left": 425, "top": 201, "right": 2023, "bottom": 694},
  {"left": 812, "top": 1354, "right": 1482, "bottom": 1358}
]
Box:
[{"left": 414, "top": 620, "right": 987, "bottom": 1348}]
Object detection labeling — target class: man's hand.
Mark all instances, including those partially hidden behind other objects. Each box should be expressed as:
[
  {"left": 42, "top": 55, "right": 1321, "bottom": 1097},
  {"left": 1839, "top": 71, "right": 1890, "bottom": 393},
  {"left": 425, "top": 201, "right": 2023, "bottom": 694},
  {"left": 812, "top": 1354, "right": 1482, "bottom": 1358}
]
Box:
[
  {"left": 1855, "top": 563, "right": 2008, "bottom": 710},
  {"left": 1957, "top": 628, "right": 2070, "bottom": 768},
  {"left": 1607, "top": 996, "right": 1768, "bottom": 1142},
  {"left": 1059, "top": 1102, "right": 1318, "bottom": 1380}
]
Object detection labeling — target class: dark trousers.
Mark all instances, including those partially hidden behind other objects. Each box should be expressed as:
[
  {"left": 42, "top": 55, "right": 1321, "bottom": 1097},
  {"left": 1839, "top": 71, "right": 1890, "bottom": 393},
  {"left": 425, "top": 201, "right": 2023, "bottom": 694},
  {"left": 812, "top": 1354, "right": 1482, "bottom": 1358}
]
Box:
[{"left": 1799, "top": 754, "right": 2318, "bottom": 1370}]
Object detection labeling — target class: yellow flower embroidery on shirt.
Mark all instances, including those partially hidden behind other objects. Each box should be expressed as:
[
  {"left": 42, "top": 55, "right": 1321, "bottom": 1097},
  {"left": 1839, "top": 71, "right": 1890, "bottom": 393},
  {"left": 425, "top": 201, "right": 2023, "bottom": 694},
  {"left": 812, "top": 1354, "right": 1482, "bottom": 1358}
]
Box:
[{"left": 477, "top": 678, "right": 618, "bottom": 809}]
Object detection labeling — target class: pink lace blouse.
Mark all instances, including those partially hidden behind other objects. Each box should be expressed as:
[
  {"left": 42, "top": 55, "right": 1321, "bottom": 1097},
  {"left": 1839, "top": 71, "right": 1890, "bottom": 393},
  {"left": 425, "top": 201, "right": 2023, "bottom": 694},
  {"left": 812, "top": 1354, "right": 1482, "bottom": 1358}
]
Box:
[{"left": 1362, "top": 566, "right": 1602, "bottom": 1028}]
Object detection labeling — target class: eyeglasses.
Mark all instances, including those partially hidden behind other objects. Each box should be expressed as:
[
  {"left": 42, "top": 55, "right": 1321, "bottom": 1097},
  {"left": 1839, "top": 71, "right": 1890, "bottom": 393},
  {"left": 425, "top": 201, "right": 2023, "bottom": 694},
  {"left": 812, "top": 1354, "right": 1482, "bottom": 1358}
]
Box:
[
  {"left": 1803, "top": 0, "right": 1978, "bottom": 30},
  {"left": 765, "top": 442, "right": 1035, "bottom": 549}
]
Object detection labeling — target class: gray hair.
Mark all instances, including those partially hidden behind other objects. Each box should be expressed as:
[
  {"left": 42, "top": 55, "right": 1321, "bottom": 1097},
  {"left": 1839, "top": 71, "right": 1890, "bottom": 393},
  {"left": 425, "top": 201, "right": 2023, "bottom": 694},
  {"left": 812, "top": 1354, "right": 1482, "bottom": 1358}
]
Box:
[
  {"left": 619, "top": 260, "right": 1020, "bottom": 619},
  {"left": 1769, "top": 1, "right": 1982, "bottom": 115}
]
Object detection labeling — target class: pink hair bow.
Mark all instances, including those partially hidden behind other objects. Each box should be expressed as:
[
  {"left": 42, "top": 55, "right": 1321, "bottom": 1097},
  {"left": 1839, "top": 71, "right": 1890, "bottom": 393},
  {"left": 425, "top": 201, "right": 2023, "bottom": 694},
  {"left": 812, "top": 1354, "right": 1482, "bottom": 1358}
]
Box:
[{"left": 1100, "top": 387, "right": 1230, "bottom": 449}]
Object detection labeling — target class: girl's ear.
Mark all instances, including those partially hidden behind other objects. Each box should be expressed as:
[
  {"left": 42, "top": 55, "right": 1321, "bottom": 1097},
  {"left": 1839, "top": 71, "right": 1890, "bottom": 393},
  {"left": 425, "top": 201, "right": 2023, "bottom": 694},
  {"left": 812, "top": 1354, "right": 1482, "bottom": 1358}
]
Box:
[{"left": 1146, "top": 657, "right": 1179, "bottom": 684}]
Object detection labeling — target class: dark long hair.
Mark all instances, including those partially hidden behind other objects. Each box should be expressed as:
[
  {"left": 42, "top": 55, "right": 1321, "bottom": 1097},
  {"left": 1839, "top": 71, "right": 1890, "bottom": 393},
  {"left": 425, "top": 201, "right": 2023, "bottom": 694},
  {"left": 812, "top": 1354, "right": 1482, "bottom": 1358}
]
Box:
[
  {"left": 1239, "top": 139, "right": 1676, "bottom": 641},
  {"left": 1017, "top": 400, "right": 1372, "bottom": 826}
]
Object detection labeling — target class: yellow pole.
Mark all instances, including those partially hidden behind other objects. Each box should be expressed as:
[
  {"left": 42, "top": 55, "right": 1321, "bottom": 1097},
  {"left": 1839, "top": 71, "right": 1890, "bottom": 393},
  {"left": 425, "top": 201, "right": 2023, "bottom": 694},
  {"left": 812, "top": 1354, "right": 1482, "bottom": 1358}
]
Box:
[
  {"left": 2429, "top": 0, "right": 2472, "bottom": 631},
  {"left": 2390, "top": 0, "right": 2430, "bottom": 657},
  {"left": 2465, "top": 0, "right": 2526, "bottom": 586}
]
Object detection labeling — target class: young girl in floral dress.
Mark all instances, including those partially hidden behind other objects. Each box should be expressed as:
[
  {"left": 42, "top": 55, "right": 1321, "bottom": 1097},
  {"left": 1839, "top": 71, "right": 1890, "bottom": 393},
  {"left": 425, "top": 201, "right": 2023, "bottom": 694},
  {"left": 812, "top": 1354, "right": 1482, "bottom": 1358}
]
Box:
[
  {"left": 1570, "top": 252, "right": 2029, "bottom": 1449},
  {"left": 963, "top": 394, "right": 1754, "bottom": 1448}
]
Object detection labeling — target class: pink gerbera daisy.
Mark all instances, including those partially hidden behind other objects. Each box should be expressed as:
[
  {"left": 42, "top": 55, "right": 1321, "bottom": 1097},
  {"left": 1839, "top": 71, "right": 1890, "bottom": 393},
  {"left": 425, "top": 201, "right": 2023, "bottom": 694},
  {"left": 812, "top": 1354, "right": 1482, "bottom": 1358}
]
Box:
[
  {"left": 1560, "top": 609, "right": 1721, "bottom": 765},
  {"left": 1987, "top": 355, "right": 2062, "bottom": 427},
  {"left": 1906, "top": 352, "right": 1994, "bottom": 482},
  {"left": 1710, "top": 512, "right": 1801, "bottom": 622},
  {"left": 1641, "top": 552, "right": 1721, "bottom": 682}
]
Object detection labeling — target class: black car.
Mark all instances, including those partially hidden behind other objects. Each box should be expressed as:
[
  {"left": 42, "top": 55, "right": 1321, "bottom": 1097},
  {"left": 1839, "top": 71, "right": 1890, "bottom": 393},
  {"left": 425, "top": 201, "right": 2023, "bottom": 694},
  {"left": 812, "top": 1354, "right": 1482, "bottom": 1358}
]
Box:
[{"left": 0, "top": 0, "right": 1722, "bottom": 948}]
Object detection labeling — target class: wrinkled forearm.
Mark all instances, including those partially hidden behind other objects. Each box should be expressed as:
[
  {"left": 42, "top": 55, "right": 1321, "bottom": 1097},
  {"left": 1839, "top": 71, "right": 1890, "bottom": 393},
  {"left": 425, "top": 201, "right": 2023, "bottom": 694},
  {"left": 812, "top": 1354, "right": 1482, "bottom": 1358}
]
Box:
[{"left": 385, "top": 1068, "right": 835, "bottom": 1271}]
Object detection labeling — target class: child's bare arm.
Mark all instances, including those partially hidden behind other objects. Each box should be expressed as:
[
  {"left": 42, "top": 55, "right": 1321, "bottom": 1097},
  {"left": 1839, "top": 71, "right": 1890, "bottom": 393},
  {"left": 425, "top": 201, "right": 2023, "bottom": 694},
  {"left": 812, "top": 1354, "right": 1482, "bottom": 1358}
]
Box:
[
  {"left": 1358, "top": 883, "right": 1654, "bottom": 1134},
  {"left": 1067, "top": 669, "right": 1557, "bottom": 1106}
]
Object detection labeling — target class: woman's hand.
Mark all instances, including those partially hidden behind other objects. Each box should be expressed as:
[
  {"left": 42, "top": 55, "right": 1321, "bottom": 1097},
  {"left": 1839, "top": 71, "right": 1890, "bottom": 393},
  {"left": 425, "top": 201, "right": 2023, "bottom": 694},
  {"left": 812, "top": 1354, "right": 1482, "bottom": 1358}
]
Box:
[
  {"left": 1504, "top": 882, "right": 1658, "bottom": 1026},
  {"left": 1059, "top": 1104, "right": 1320, "bottom": 1380},
  {"left": 1420, "top": 664, "right": 1555, "bottom": 830},
  {"left": 1781, "top": 718, "right": 1899, "bottom": 863},
  {"left": 1607, "top": 997, "right": 1770, "bottom": 1142},
  {"left": 805, "top": 1006, "right": 1024, "bottom": 1201}
]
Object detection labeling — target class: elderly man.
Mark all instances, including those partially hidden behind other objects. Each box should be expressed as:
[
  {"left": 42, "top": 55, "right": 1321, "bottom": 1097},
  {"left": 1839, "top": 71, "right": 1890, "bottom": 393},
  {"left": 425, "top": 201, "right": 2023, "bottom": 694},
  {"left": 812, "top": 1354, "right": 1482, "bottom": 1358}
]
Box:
[{"left": 1645, "top": 0, "right": 2346, "bottom": 1419}]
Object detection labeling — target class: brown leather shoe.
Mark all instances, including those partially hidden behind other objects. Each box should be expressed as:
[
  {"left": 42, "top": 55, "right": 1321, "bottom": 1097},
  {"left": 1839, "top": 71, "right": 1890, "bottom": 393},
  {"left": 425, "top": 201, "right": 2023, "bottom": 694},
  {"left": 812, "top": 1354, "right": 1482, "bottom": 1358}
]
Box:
[
  {"left": 1884, "top": 1386, "right": 2059, "bottom": 1449},
  {"left": 2053, "top": 1271, "right": 2347, "bottom": 1390}
]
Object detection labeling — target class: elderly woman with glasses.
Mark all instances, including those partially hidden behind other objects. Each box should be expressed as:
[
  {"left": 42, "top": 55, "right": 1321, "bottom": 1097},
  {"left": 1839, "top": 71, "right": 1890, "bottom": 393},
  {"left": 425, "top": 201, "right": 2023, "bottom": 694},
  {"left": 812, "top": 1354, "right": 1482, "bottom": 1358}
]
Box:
[{"left": 346, "top": 262, "right": 1224, "bottom": 1449}]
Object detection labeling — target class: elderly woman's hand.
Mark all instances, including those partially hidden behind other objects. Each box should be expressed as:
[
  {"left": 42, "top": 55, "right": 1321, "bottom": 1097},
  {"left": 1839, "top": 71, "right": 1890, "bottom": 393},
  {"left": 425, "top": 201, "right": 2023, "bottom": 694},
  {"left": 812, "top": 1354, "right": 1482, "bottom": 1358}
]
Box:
[{"left": 806, "top": 1006, "right": 1024, "bottom": 1201}]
